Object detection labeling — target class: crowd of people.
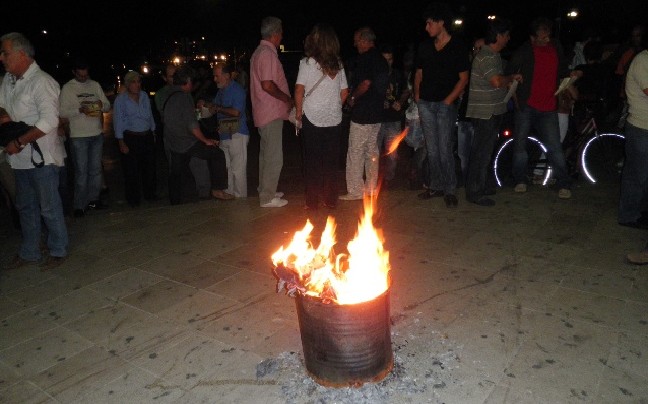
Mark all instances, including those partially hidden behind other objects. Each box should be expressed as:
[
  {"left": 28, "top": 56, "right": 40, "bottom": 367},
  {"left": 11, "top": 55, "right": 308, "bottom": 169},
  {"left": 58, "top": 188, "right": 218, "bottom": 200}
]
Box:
[{"left": 1, "top": 2, "right": 647, "bottom": 269}]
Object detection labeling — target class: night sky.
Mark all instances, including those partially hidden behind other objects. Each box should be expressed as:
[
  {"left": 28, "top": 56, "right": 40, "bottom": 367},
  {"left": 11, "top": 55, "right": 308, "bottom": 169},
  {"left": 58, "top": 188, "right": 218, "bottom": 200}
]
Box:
[{"left": 4, "top": 0, "right": 643, "bottom": 85}]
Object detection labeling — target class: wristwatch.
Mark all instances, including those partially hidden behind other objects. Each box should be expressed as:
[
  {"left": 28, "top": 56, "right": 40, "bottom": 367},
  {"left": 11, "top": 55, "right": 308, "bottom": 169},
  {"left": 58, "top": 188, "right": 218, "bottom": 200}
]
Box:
[{"left": 15, "top": 138, "right": 26, "bottom": 149}]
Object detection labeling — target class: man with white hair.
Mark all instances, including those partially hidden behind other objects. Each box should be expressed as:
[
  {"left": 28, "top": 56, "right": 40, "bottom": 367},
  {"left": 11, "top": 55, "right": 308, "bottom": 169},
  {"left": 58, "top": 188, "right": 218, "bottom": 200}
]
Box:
[
  {"left": 250, "top": 16, "right": 291, "bottom": 208},
  {"left": 0, "top": 32, "right": 68, "bottom": 270}
]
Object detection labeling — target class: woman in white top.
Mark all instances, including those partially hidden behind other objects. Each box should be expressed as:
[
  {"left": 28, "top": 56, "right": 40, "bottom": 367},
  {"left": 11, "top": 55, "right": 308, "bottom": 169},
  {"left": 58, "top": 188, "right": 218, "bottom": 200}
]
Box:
[{"left": 294, "top": 24, "right": 349, "bottom": 210}]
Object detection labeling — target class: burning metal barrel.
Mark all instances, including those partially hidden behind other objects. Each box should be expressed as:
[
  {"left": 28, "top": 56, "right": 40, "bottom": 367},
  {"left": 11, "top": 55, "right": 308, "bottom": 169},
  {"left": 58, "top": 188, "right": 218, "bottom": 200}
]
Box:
[
  {"left": 295, "top": 285, "right": 393, "bottom": 387},
  {"left": 271, "top": 200, "right": 393, "bottom": 387}
]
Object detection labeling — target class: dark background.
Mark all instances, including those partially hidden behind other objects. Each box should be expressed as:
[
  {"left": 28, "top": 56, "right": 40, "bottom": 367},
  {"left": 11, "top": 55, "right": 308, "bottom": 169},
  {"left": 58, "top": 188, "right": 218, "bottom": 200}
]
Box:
[{"left": 3, "top": 0, "right": 644, "bottom": 88}]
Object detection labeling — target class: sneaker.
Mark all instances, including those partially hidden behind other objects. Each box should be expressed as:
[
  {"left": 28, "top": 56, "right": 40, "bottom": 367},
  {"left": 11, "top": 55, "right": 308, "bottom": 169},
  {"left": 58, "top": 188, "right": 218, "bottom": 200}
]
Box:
[
  {"left": 444, "top": 194, "right": 458, "bottom": 208},
  {"left": 3, "top": 255, "right": 38, "bottom": 270},
  {"left": 338, "top": 194, "right": 363, "bottom": 201},
  {"left": 627, "top": 250, "right": 648, "bottom": 265},
  {"left": 418, "top": 190, "right": 444, "bottom": 200},
  {"left": 275, "top": 192, "right": 284, "bottom": 198},
  {"left": 261, "top": 197, "right": 288, "bottom": 208},
  {"left": 558, "top": 188, "right": 571, "bottom": 199},
  {"left": 514, "top": 183, "right": 527, "bottom": 193},
  {"left": 39, "top": 255, "right": 66, "bottom": 272},
  {"left": 469, "top": 197, "right": 495, "bottom": 207},
  {"left": 87, "top": 200, "right": 108, "bottom": 210},
  {"left": 212, "top": 190, "right": 235, "bottom": 200},
  {"left": 73, "top": 209, "right": 85, "bottom": 218}
]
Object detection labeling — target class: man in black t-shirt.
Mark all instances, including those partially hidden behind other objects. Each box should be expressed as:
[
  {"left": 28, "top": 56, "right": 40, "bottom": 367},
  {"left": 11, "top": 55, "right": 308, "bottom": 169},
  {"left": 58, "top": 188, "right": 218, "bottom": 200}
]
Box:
[
  {"left": 339, "top": 27, "right": 389, "bottom": 201},
  {"left": 414, "top": 3, "right": 470, "bottom": 208}
]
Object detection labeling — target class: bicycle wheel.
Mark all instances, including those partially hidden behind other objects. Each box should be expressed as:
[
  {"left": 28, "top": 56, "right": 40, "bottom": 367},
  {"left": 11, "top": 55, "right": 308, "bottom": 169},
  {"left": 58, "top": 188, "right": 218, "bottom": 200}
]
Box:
[
  {"left": 580, "top": 133, "right": 625, "bottom": 184},
  {"left": 493, "top": 136, "right": 552, "bottom": 187}
]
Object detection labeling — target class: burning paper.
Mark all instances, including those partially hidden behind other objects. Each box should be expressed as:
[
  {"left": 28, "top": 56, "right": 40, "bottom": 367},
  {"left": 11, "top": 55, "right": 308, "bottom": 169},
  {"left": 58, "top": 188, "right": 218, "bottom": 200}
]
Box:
[{"left": 272, "top": 198, "right": 390, "bottom": 305}]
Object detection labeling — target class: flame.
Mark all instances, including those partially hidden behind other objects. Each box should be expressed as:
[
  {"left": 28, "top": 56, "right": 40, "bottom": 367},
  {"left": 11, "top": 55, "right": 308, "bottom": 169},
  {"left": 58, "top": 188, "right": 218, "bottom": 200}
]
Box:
[
  {"left": 385, "top": 128, "right": 409, "bottom": 156},
  {"left": 272, "top": 198, "right": 390, "bottom": 305}
]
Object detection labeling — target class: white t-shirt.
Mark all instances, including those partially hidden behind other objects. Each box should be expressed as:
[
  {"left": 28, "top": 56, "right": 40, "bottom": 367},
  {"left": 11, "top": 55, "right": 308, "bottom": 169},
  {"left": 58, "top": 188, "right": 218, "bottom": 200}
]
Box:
[
  {"left": 626, "top": 50, "right": 648, "bottom": 130},
  {"left": 296, "top": 58, "right": 348, "bottom": 127}
]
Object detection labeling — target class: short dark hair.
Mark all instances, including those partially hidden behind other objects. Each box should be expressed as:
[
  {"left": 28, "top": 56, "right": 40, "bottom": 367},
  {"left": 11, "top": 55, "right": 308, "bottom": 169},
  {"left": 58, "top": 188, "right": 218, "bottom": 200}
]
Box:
[
  {"left": 216, "top": 62, "right": 235, "bottom": 75},
  {"left": 423, "top": 2, "right": 453, "bottom": 29},
  {"left": 529, "top": 17, "right": 553, "bottom": 37},
  {"left": 484, "top": 18, "right": 511, "bottom": 45},
  {"left": 173, "top": 65, "right": 195, "bottom": 86},
  {"left": 71, "top": 57, "right": 89, "bottom": 71}
]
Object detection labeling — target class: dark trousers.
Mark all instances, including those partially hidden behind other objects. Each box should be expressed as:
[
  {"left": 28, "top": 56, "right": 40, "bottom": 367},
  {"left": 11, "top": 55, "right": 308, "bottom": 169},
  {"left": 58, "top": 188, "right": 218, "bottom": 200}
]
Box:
[
  {"left": 120, "top": 132, "right": 156, "bottom": 206},
  {"left": 466, "top": 115, "right": 502, "bottom": 201},
  {"left": 168, "top": 141, "right": 228, "bottom": 205},
  {"left": 301, "top": 115, "right": 340, "bottom": 208}
]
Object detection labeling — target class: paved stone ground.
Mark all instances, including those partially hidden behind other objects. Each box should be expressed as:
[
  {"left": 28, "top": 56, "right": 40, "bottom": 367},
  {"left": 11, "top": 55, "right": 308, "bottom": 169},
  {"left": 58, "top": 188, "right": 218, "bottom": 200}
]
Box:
[{"left": 1, "top": 119, "right": 647, "bottom": 403}]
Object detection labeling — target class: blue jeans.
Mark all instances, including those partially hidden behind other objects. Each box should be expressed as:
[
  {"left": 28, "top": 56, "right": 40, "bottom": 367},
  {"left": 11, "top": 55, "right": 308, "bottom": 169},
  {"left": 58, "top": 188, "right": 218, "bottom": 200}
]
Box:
[
  {"left": 418, "top": 100, "right": 457, "bottom": 194},
  {"left": 457, "top": 120, "right": 474, "bottom": 182},
  {"left": 15, "top": 165, "right": 69, "bottom": 261},
  {"left": 377, "top": 121, "right": 402, "bottom": 181},
  {"left": 619, "top": 122, "right": 648, "bottom": 223},
  {"left": 513, "top": 105, "right": 571, "bottom": 189},
  {"left": 70, "top": 134, "right": 104, "bottom": 210}
]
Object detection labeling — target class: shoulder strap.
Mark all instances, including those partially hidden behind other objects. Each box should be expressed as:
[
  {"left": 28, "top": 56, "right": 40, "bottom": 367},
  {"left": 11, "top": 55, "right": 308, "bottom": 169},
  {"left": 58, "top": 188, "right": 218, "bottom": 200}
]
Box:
[
  {"left": 162, "top": 91, "right": 183, "bottom": 113},
  {"left": 305, "top": 73, "right": 327, "bottom": 98}
]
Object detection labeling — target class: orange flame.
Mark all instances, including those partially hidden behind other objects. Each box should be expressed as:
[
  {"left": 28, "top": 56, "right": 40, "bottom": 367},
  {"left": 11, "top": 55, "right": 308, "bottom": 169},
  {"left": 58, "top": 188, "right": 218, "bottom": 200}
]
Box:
[
  {"left": 272, "top": 197, "right": 390, "bottom": 305},
  {"left": 385, "top": 128, "right": 409, "bottom": 156}
]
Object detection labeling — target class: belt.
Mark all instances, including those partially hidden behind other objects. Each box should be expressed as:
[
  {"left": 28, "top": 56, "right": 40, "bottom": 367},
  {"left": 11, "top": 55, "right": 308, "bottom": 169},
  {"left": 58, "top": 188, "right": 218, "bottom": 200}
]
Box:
[{"left": 124, "top": 130, "right": 152, "bottom": 136}]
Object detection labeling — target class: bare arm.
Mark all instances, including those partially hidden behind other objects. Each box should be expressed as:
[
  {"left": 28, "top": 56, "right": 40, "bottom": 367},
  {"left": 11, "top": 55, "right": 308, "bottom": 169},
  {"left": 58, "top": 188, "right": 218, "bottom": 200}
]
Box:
[
  {"left": 191, "top": 126, "right": 218, "bottom": 146},
  {"left": 5, "top": 127, "right": 46, "bottom": 155},
  {"left": 489, "top": 73, "right": 523, "bottom": 89},
  {"left": 444, "top": 71, "right": 469, "bottom": 105},
  {"left": 413, "top": 69, "right": 422, "bottom": 102},
  {"left": 261, "top": 80, "right": 292, "bottom": 105},
  {"left": 294, "top": 84, "right": 305, "bottom": 122},
  {"left": 347, "top": 79, "right": 371, "bottom": 107}
]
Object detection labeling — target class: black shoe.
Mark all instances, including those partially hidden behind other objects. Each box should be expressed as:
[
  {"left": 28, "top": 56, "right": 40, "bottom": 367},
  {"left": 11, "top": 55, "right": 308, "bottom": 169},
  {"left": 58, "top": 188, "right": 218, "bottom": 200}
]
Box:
[
  {"left": 619, "top": 221, "right": 648, "bottom": 230},
  {"left": 470, "top": 197, "right": 495, "bottom": 207},
  {"left": 87, "top": 200, "right": 107, "bottom": 210},
  {"left": 73, "top": 209, "right": 85, "bottom": 218},
  {"left": 418, "top": 189, "right": 444, "bottom": 200},
  {"left": 444, "top": 194, "right": 458, "bottom": 208}
]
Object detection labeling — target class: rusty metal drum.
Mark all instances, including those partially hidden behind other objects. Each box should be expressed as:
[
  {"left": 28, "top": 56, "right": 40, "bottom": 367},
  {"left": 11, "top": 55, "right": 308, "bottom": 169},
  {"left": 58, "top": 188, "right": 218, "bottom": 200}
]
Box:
[{"left": 295, "top": 287, "right": 393, "bottom": 387}]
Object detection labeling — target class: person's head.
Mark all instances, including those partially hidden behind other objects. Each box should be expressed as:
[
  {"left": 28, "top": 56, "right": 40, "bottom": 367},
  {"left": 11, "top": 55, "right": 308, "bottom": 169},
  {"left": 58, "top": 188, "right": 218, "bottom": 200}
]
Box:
[
  {"left": 353, "top": 27, "right": 375, "bottom": 54},
  {"left": 630, "top": 24, "right": 645, "bottom": 49},
  {"left": 261, "top": 16, "right": 283, "bottom": 47},
  {"left": 172, "top": 65, "right": 195, "bottom": 91},
  {"left": 380, "top": 44, "right": 395, "bottom": 67},
  {"left": 529, "top": 17, "right": 553, "bottom": 46},
  {"left": 423, "top": 2, "right": 453, "bottom": 38},
  {"left": 71, "top": 57, "right": 90, "bottom": 83},
  {"left": 123, "top": 71, "right": 142, "bottom": 95},
  {"left": 164, "top": 64, "right": 177, "bottom": 85},
  {"left": 213, "top": 63, "right": 234, "bottom": 89},
  {"left": 304, "top": 23, "right": 341, "bottom": 74},
  {"left": 485, "top": 18, "right": 512, "bottom": 51},
  {"left": 472, "top": 37, "right": 485, "bottom": 57},
  {"left": 583, "top": 40, "right": 603, "bottom": 63},
  {"left": 0, "top": 32, "right": 35, "bottom": 77}
]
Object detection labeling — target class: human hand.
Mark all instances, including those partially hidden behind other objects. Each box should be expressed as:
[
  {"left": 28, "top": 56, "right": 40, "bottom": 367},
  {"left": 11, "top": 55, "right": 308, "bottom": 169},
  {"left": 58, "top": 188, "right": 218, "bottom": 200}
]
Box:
[
  {"left": 392, "top": 101, "right": 401, "bottom": 111},
  {"left": 118, "top": 141, "right": 129, "bottom": 154},
  {"left": 4, "top": 140, "right": 21, "bottom": 155},
  {"left": 204, "top": 139, "right": 217, "bottom": 147},
  {"left": 512, "top": 73, "right": 523, "bottom": 83}
]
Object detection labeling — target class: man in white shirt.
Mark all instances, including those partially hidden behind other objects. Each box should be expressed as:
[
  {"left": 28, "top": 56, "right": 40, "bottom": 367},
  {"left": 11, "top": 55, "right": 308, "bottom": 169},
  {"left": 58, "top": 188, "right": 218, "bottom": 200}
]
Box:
[
  {"left": 0, "top": 32, "right": 68, "bottom": 271},
  {"left": 60, "top": 57, "right": 111, "bottom": 217}
]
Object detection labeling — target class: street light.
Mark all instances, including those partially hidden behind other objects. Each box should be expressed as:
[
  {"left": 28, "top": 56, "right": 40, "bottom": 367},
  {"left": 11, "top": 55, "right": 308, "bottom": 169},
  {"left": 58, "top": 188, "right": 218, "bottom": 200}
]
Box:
[{"left": 566, "top": 9, "right": 578, "bottom": 18}]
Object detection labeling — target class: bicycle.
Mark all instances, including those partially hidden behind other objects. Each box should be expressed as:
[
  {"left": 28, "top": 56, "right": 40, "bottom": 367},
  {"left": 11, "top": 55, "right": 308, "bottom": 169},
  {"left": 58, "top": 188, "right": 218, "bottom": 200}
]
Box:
[{"left": 492, "top": 101, "right": 625, "bottom": 187}]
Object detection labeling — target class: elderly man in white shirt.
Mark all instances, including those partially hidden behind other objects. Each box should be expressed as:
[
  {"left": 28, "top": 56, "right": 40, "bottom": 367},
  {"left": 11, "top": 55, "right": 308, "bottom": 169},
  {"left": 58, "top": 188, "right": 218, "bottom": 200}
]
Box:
[{"left": 0, "top": 32, "right": 68, "bottom": 271}]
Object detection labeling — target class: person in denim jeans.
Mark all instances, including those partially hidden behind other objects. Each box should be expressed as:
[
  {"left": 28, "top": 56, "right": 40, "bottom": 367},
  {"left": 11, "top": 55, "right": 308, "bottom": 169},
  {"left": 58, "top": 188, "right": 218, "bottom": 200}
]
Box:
[
  {"left": 414, "top": 3, "right": 469, "bottom": 208},
  {"left": 60, "top": 57, "right": 111, "bottom": 217},
  {"left": 618, "top": 42, "right": 648, "bottom": 230},
  {"left": 1, "top": 32, "right": 68, "bottom": 271},
  {"left": 506, "top": 17, "right": 582, "bottom": 199}
]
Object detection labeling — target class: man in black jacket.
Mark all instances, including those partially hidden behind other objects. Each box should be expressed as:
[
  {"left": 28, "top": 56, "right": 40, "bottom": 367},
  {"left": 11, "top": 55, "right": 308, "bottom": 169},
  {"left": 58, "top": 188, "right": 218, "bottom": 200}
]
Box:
[{"left": 505, "top": 17, "right": 582, "bottom": 199}]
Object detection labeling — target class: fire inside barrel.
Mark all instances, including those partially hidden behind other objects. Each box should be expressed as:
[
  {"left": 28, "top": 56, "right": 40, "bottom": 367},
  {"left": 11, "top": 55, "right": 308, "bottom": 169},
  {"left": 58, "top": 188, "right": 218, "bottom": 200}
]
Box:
[{"left": 271, "top": 198, "right": 393, "bottom": 387}]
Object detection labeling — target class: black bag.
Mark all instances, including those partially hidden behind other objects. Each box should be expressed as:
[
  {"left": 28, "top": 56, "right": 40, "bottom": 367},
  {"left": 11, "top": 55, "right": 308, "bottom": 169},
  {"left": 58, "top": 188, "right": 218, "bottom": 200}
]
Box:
[{"left": 0, "top": 121, "right": 44, "bottom": 168}]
